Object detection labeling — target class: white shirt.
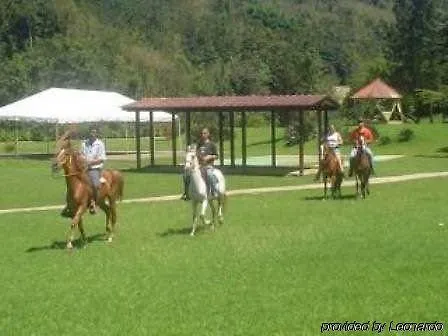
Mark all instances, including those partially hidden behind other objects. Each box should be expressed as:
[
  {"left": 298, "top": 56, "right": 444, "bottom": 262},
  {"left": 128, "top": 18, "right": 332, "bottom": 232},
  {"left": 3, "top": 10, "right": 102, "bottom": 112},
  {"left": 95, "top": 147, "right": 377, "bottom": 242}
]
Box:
[
  {"left": 81, "top": 138, "right": 106, "bottom": 169},
  {"left": 326, "top": 132, "right": 342, "bottom": 149}
]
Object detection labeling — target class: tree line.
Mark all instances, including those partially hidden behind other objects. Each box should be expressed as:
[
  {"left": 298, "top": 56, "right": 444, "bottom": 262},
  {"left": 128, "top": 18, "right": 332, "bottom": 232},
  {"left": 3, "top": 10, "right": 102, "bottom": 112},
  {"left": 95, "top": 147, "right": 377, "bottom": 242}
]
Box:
[{"left": 0, "top": 0, "right": 447, "bottom": 139}]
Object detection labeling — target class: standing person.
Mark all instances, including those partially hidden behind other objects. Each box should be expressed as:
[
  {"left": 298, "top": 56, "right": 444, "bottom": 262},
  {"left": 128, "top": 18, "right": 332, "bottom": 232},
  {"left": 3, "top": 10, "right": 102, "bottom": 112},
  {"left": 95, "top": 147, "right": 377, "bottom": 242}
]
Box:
[
  {"left": 80, "top": 127, "right": 107, "bottom": 213},
  {"left": 314, "top": 124, "right": 344, "bottom": 181},
  {"left": 348, "top": 120, "right": 375, "bottom": 177}
]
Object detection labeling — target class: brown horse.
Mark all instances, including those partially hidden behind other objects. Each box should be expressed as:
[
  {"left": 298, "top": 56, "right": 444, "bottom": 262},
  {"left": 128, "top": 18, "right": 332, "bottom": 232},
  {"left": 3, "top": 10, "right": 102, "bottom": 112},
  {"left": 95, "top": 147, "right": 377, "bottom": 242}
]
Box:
[
  {"left": 320, "top": 144, "right": 343, "bottom": 199},
  {"left": 53, "top": 132, "right": 124, "bottom": 249},
  {"left": 352, "top": 140, "right": 371, "bottom": 199}
]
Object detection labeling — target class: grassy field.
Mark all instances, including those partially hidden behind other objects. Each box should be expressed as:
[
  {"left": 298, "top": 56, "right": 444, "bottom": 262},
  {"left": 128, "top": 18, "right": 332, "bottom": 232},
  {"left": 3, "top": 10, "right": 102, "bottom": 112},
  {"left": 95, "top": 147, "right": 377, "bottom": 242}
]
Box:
[
  {"left": 0, "top": 179, "right": 447, "bottom": 335},
  {"left": 0, "top": 121, "right": 447, "bottom": 335}
]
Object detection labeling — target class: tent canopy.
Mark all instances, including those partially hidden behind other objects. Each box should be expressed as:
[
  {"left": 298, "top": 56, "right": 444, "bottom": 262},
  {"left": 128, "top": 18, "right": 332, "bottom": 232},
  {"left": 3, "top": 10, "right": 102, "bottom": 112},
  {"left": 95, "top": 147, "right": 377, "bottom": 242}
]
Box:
[{"left": 0, "top": 88, "right": 174, "bottom": 123}]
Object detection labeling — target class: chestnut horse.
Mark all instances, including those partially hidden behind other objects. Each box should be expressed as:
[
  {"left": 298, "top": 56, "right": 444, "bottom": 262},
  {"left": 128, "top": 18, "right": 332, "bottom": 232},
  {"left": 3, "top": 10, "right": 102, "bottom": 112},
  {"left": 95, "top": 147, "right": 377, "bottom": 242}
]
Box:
[
  {"left": 53, "top": 133, "right": 124, "bottom": 249},
  {"left": 353, "top": 136, "right": 371, "bottom": 199},
  {"left": 320, "top": 144, "right": 343, "bottom": 199}
]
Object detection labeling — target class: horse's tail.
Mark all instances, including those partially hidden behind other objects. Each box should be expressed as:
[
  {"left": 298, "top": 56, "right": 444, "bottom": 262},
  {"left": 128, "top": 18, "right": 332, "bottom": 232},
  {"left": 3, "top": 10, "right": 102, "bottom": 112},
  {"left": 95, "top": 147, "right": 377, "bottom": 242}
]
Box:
[
  {"left": 116, "top": 172, "right": 124, "bottom": 202},
  {"left": 221, "top": 192, "right": 228, "bottom": 214}
]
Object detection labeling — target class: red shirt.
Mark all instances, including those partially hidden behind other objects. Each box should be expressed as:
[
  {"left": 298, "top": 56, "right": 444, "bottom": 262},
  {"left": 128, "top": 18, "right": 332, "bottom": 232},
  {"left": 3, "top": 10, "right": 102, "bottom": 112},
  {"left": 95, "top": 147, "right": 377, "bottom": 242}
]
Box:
[{"left": 350, "top": 126, "right": 374, "bottom": 145}]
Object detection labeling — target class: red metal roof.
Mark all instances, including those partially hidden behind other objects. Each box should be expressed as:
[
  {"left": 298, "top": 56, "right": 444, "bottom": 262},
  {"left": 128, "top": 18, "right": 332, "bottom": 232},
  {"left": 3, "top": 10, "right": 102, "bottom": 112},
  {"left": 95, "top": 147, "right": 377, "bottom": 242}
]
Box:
[
  {"left": 122, "top": 95, "right": 339, "bottom": 112},
  {"left": 351, "top": 78, "right": 402, "bottom": 100}
]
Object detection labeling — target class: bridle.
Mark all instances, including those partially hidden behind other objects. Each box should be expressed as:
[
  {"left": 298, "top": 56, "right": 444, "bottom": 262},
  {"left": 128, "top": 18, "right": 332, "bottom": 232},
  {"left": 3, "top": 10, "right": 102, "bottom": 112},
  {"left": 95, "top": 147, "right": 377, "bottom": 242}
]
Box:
[{"left": 52, "top": 148, "right": 86, "bottom": 177}]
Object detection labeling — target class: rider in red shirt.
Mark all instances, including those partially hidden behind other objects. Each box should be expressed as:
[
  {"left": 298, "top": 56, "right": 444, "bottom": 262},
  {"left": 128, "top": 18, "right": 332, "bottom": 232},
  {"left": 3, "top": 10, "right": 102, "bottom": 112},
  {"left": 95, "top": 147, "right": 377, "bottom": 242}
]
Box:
[{"left": 348, "top": 120, "right": 375, "bottom": 176}]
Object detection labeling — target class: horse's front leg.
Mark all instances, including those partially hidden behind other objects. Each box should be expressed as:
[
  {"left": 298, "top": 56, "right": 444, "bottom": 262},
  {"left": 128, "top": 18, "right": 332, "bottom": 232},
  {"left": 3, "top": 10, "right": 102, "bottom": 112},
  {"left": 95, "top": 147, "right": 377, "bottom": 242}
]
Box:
[
  {"left": 323, "top": 177, "right": 328, "bottom": 200},
  {"left": 200, "top": 199, "right": 210, "bottom": 227},
  {"left": 208, "top": 199, "right": 216, "bottom": 231},
  {"left": 191, "top": 201, "right": 199, "bottom": 236},
  {"left": 67, "top": 207, "right": 86, "bottom": 249},
  {"left": 217, "top": 194, "right": 225, "bottom": 225}
]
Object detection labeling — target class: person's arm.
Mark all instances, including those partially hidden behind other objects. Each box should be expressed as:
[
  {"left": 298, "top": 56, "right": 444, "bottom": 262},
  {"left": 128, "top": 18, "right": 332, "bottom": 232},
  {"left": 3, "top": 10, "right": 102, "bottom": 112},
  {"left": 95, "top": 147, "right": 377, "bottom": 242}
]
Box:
[
  {"left": 203, "top": 143, "right": 218, "bottom": 164},
  {"left": 89, "top": 141, "right": 107, "bottom": 166},
  {"left": 365, "top": 129, "right": 374, "bottom": 144},
  {"left": 337, "top": 132, "right": 343, "bottom": 146}
]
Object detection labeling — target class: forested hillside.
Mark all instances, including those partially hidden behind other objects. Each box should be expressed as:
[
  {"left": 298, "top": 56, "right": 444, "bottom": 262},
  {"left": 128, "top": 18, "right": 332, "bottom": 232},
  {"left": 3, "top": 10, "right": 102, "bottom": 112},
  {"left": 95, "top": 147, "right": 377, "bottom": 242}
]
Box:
[{"left": 0, "top": 0, "right": 447, "bottom": 108}]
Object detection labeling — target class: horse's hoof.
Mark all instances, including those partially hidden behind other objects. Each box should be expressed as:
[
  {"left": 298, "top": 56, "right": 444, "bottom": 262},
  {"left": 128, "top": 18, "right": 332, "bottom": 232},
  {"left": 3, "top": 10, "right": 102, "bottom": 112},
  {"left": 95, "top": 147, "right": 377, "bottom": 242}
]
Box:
[
  {"left": 107, "top": 237, "right": 113, "bottom": 243},
  {"left": 190, "top": 232, "right": 195, "bottom": 236},
  {"left": 204, "top": 219, "right": 211, "bottom": 226},
  {"left": 66, "top": 242, "right": 73, "bottom": 249},
  {"left": 218, "top": 217, "right": 224, "bottom": 225}
]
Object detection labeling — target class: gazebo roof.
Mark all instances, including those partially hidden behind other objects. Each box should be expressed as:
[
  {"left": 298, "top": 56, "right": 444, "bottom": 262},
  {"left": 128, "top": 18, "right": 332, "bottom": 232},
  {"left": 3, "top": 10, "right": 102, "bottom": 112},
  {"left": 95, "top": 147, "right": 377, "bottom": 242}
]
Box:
[
  {"left": 351, "top": 78, "right": 402, "bottom": 100},
  {"left": 122, "top": 94, "right": 339, "bottom": 112}
]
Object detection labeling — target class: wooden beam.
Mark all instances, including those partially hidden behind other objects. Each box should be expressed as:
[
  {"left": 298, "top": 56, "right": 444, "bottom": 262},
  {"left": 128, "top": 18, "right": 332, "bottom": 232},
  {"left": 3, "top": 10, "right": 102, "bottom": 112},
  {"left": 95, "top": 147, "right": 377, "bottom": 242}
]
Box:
[
  {"left": 218, "top": 111, "right": 224, "bottom": 166},
  {"left": 324, "top": 110, "right": 329, "bottom": 133},
  {"left": 229, "top": 111, "right": 235, "bottom": 167},
  {"left": 135, "top": 111, "right": 141, "bottom": 169},
  {"left": 270, "top": 110, "right": 276, "bottom": 167},
  {"left": 171, "top": 112, "right": 177, "bottom": 166},
  {"left": 241, "top": 111, "right": 247, "bottom": 166},
  {"left": 298, "top": 110, "right": 304, "bottom": 176},
  {"left": 149, "top": 111, "right": 155, "bottom": 166}
]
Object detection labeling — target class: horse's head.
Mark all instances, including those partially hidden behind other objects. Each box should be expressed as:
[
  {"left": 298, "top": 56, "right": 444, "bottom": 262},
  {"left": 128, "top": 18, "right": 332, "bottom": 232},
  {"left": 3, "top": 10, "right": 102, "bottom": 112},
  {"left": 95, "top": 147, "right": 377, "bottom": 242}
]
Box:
[
  {"left": 52, "top": 132, "right": 86, "bottom": 175},
  {"left": 184, "top": 144, "right": 199, "bottom": 173}
]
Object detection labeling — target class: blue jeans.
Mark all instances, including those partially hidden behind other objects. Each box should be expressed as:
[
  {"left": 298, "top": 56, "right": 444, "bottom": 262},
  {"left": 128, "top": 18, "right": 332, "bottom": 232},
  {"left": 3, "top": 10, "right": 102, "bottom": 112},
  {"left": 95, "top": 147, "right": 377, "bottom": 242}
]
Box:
[{"left": 201, "top": 166, "right": 217, "bottom": 196}]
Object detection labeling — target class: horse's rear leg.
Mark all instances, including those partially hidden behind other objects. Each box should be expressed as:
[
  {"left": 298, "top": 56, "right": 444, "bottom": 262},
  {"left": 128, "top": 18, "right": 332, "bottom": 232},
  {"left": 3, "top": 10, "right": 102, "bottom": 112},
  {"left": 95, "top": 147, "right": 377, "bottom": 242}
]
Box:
[
  {"left": 209, "top": 200, "right": 216, "bottom": 231},
  {"left": 217, "top": 194, "right": 225, "bottom": 225},
  {"left": 98, "top": 200, "right": 112, "bottom": 242}
]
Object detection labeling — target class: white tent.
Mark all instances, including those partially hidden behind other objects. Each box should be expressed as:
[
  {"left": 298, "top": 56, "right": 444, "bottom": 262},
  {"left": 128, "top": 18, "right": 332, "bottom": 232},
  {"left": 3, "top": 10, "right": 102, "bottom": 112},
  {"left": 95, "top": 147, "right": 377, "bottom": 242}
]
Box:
[{"left": 0, "top": 88, "right": 175, "bottom": 123}]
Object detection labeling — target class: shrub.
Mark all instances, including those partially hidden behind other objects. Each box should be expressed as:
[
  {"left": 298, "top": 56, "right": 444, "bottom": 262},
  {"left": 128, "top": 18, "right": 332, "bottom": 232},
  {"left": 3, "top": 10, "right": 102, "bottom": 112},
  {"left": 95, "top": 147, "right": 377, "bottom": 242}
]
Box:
[
  {"left": 3, "top": 142, "right": 16, "bottom": 153},
  {"left": 397, "top": 128, "right": 414, "bottom": 142},
  {"left": 378, "top": 136, "right": 392, "bottom": 145}
]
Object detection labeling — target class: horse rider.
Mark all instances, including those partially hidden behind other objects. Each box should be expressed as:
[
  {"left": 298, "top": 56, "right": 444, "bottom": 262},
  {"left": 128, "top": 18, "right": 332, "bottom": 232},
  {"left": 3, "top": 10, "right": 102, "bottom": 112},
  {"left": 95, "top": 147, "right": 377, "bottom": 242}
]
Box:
[
  {"left": 348, "top": 119, "right": 375, "bottom": 177},
  {"left": 314, "top": 124, "right": 344, "bottom": 181},
  {"left": 181, "top": 128, "right": 218, "bottom": 200},
  {"left": 81, "top": 127, "right": 107, "bottom": 214}
]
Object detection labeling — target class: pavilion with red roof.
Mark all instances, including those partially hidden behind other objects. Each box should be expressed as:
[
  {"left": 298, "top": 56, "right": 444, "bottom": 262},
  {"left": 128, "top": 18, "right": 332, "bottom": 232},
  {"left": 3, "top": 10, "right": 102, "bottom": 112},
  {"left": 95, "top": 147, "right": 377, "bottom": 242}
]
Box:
[{"left": 351, "top": 78, "right": 404, "bottom": 123}]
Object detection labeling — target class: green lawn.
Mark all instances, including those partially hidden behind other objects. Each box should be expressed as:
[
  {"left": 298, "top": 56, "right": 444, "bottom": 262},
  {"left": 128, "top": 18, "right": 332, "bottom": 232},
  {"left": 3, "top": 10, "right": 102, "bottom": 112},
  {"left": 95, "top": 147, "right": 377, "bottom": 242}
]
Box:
[
  {"left": 0, "top": 121, "right": 447, "bottom": 335},
  {"left": 0, "top": 179, "right": 447, "bottom": 335}
]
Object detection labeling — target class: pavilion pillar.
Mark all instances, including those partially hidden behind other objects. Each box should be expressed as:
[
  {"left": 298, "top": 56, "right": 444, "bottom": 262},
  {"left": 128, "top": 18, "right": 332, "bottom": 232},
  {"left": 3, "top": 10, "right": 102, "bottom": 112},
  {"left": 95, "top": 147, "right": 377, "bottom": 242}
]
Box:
[
  {"left": 185, "top": 111, "right": 191, "bottom": 148},
  {"left": 229, "top": 111, "right": 235, "bottom": 167},
  {"left": 324, "top": 110, "right": 329, "bottom": 133},
  {"left": 171, "top": 112, "right": 177, "bottom": 166},
  {"left": 149, "top": 111, "right": 155, "bottom": 166},
  {"left": 270, "top": 110, "right": 276, "bottom": 167},
  {"left": 241, "top": 111, "right": 247, "bottom": 166},
  {"left": 317, "top": 110, "right": 323, "bottom": 164},
  {"left": 298, "top": 110, "right": 304, "bottom": 176},
  {"left": 218, "top": 111, "right": 224, "bottom": 166},
  {"left": 135, "top": 111, "right": 141, "bottom": 169}
]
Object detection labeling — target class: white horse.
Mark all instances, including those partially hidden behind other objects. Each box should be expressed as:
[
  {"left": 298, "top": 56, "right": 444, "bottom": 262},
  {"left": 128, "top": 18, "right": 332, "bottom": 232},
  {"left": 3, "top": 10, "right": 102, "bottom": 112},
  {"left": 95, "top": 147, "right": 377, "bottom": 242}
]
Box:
[{"left": 183, "top": 145, "right": 226, "bottom": 236}]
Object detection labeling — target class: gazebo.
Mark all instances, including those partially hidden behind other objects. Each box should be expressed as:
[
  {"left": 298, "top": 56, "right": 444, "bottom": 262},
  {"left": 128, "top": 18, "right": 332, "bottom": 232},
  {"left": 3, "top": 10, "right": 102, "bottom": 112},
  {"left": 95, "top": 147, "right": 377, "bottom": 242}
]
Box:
[
  {"left": 122, "top": 95, "right": 339, "bottom": 175},
  {"left": 351, "top": 78, "right": 404, "bottom": 123}
]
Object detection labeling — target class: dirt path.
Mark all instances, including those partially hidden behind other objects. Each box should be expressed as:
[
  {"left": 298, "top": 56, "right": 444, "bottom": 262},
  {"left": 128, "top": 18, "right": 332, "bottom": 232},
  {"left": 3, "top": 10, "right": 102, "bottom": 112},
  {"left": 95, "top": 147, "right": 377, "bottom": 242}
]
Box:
[{"left": 1, "top": 171, "right": 447, "bottom": 215}]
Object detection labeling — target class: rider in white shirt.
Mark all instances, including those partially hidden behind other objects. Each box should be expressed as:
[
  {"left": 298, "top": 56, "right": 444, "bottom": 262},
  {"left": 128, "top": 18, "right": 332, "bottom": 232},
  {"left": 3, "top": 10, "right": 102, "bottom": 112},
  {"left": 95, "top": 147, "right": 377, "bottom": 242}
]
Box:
[
  {"left": 314, "top": 124, "right": 344, "bottom": 181},
  {"left": 81, "top": 127, "right": 106, "bottom": 214}
]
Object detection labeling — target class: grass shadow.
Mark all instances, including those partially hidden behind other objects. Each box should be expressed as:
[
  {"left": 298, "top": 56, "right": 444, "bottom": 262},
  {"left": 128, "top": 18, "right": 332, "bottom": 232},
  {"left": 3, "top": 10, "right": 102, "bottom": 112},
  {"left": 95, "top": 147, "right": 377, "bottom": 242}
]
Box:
[
  {"left": 157, "top": 227, "right": 192, "bottom": 237},
  {"left": 247, "top": 138, "right": 283, "bottom": 148},
  {"left": 413, "top": 154, "right": 448, "bottom": 159},
  {"left": 25, "top": 233, "right": 105, "bottom": 252},
  {"left": 303, "top": 194, "right": 357, "bottom": 201}
]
